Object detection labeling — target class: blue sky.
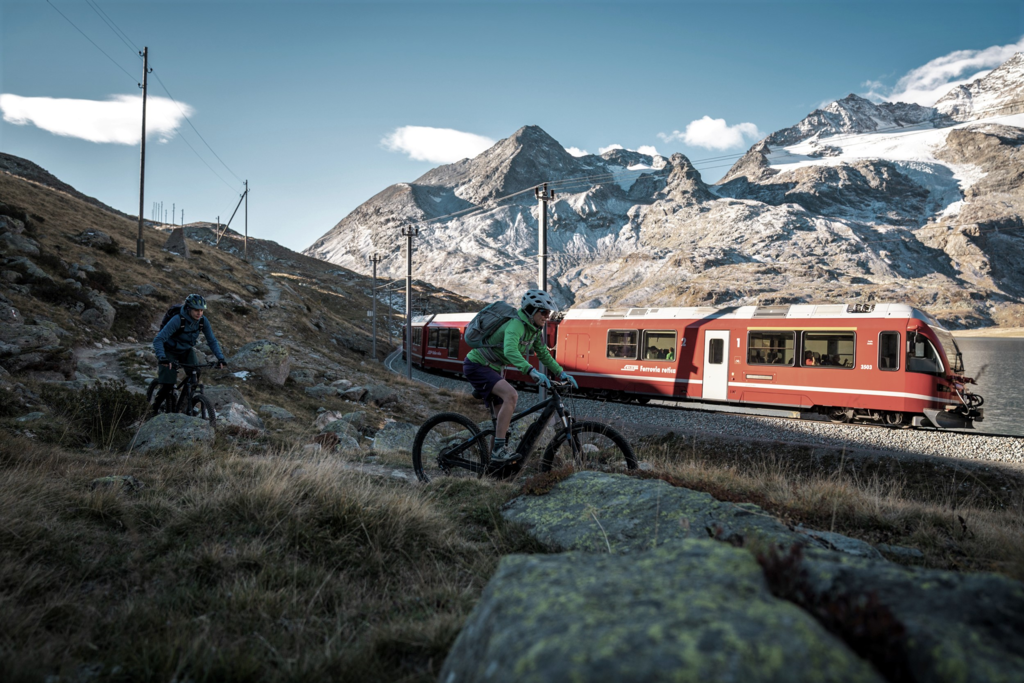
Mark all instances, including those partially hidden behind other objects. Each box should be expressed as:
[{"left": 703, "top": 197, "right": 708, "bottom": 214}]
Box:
[{"left": 2, "top": 0, "right": 1022, "bottom": 252}]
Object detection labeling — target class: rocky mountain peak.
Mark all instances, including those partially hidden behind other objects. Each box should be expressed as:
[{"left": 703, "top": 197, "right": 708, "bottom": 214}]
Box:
[
  {"left": 660, "top": 153, "right": 713, "bottom": 205},
  {"left": 934, "top": 51, "right": 1024, "bottom": 121},
  {"left": 765, "top": 94, "right": 943, "bottom": 148}
]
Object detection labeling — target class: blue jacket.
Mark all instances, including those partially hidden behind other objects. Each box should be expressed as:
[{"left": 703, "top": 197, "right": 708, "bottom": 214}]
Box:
[{"left": 153, "top": 309, "right": 226, "bottom": 362}]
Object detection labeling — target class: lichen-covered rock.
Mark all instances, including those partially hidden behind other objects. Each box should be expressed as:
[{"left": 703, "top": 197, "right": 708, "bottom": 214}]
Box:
[
  {"left": 321, "top": 419, "right": 358, "bottom": 439},
  {"left": 336, "top": 410, "right": 372, "bottom": 434},
  {"left": 130, "top": 413, "right": 215, "bottom": 453},
  {"left": 216, "top": 402, "right": 265, "bottom": 435},
  {"left": 288, "top": 368, "right": 317, "bottom": 385},
  {"left": 304, "top": 384, "right": 338, "bottom": 399},
  {"left": 340, "top": 385, "right": 367, "bottom": 401},
  {"left": 440, "top": 541, "right": 883, "bottom": 683},
  {"left": 799, "top": 549, "right": 1024, "bottom": 683},
  {"left": 0, "top": 322, "right": 59, "bottom": 352},
  {"left": 362, "top": 383, "right": 398, "bottom": 407},
  {"left": 5, "top": 256, "right": 50, "bottom": 281},
  {"left": 371, "top": 421, "right": 417, "bottom": 454},
  {"left": 229, "top": 340, "right": 291, "bottom": 385},
  {"left": 203, "top": 384, "right": 250, "bottom": 411},
  {"left": 259, "top": 404, "right": 294, "bottom": 421},
  {"left": 0, "top": 231, "right": 40, "bottom": 256},
  {"left": 502, "top": 471, "right": 809, "bottom": 553}
]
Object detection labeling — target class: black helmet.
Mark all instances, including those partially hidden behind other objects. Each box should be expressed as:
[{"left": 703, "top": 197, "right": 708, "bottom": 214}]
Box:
[{"left": 184, "top": 293, "right": 208, "bottom": 311}]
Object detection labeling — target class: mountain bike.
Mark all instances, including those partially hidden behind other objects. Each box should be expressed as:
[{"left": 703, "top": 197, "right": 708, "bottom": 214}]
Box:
[
  {"left": 146, "top": 361, "right": 218, "bottom": 427},
  {"left": 412, "top": 380, "right": 637, "bottom": 483}
]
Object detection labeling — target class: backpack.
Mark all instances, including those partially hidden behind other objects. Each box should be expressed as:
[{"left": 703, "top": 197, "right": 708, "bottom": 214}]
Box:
[
  {"left": 464, "top": 301, "right": 518, "bottom": 350},
  {"left": 159, "top": 304, "right": 185, "bottom": 331}
]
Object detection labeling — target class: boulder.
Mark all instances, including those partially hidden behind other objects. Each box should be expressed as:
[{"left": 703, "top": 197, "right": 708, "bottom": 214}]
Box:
[
  {"left": 136, "top": 283, "right": 157, "bottom": 297},
  {"left": 5, "top": 256, "right": 50, "bottom": 281},
  {"left": 362, "top": 383, "right": 398, "bottom": 408},
  {"left": 229, "top": 340, "right": 291, "bottom": 386},
  {"left": 0, "top": 303, "right": 22, "bottom": 325},
  {"left": 340, "top": 385, "right": 367, "bottom": 401},
  {"left": 81, "top": 289, "right": 115, "bottom": 330},
  {"left": 288, "top": 368, "right": 318, "bottom": 385},
  {"left": 371, "top": 421, "right": 417, "bottom": 454},
  {"left": 216, "top": 402, "right": 265, "bottom": 435},
  {"left": 304, "top": 384, "right": 338, "bottom": 399},
  {"left": 329, "top": 379, "right": 353, "bottom": 389},
  {"left": 130, "top": 413, "right": 215, "bottom": 453},
  {"left": 90, "top": 475, "right": 144, "bottom": 493},
  {"left": 0, "top": 232, "right": 40, "bottom": 256},
  {"left": 0, "top": 215, "right": 25, "bottom": 234},
  {"left": 202, "top": 384, "right": 250, "bottom": 411},
  {"left": 162, "top": 228, "right": 190, "bottom": 258},
  {"left": 0, "top": 323, "right": 60, "bottom": 353},
  {"left": 313, "top": 410, "right": 345, "bottom": 430},
  {"left": 336, "top": 410, "right": 373, "bottom": 434},
  {"left": 73, "top": 229, "right": 113, "bottom": 248},
  {"left": 321, "top": 419, "right": 358, "bottom": 440},
  {"left": 259, "top": 405, "right": 295, "bottom": 421},
  {"left": 440, "top": 541, "right": 882, "bottom": 683},
  {"left": 313, "top": 430, "right": 360, "bottom": 452}
]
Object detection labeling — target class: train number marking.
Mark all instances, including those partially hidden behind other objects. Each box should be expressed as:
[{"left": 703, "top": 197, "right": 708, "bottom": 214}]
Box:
[{"left": 860, "top": 364, "right": 873, "bottom": 370}]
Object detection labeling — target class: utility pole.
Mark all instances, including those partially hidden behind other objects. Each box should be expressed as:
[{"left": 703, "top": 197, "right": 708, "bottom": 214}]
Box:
[
  {"left": 181, "top": 209, "right": 184, "bottom": 226},
  {"left": 535, "top": 182, "right": 556, "bottom": 398},
  {"left": 370, "top": 253, "right": 383, "bottom": 362},
  {"left": 172, "top": 202, "right": 175, "bottom": 226},
  {"left": 136, "top": 46, "right": 151, "bottom": 258},
  {"left": 402, "top": 225, "right": 419, "bottom": 379},
  {"left": 244, "top": 180, "right": 249, "bottom": 261}
]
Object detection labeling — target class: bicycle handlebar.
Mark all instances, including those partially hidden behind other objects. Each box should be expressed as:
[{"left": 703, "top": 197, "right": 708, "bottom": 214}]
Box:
[{"left": 163, "top": 361, "right": 223, "bottom": 369}]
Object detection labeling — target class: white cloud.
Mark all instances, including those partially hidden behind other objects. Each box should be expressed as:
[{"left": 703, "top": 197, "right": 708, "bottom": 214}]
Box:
[
  {"left": 564, "top": 146, "right": 589, "bottom": 157},
  {"left": 658, "top": 116, "right": 763, "bottom": 151},
  {"left": 636, "top": 145, "right": 660, "bottom": 157},
  {"left": 598, "top": 144, "right": 624, "bottom": 154},
  {"left": 0, "top": 93, "right": 190, "bottom": 144},
  {"left": 885, "top": 36, "right": 1024, "bottom": 106},
  {"left": 381, "top": 125, "right": 494, "bottom": 163}
]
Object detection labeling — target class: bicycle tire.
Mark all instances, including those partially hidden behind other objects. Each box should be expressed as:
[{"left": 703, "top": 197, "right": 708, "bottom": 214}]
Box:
[
  {"left": 539, "top": 421, "right": 637, "bottom": 473},
  {"left": 178, "top": 392, "right": 217, "bottom": 427},
  {"left": 412, "top": 412, "right": 489, "bottom": 483},
  {"left": 146, "top": 379, "right": 176, "bottom": 416}
]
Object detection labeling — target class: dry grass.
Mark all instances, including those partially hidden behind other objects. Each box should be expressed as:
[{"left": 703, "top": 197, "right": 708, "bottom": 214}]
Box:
[
  {"left": 633, "top": 435, "right": 1024, "bottom": 580},
  {"left": 0, "top": 436, "right": 536, "bottom": 683}
]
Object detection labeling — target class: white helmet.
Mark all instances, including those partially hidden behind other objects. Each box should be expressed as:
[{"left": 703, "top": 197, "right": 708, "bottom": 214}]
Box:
[{"left": 521, "top": 289, "right": 558, "bottom": 314}]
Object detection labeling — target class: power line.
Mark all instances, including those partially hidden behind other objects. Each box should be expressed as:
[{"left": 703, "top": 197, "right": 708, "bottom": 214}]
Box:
[
  {"left": 45, "top": 0, "right": 137, "bottom": 85},
  {"left": 84, "top": 0, "right": 141, "bottom": 60}
]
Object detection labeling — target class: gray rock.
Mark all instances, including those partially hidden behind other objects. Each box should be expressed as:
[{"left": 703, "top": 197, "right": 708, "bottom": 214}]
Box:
[
  {"left": 440, "top": 541, "right": 883, "bottom": 683},
  {"left": 76, "top": 359, "right": 104, "bottom": 378},
  {"left": 136, "top": 283, "right": 157, "bottom": 297},
  {"left": 259, "top": 405, "right": 294, "bottom": 421},
  {"left": 313, "top": 409, "right": 346, "bottom": 430},
  {"left": 229, "top": 339, "right": 291, "bottom": 386},
  {"left": 90, "top": 475, "right": 143, "bottom": 493},
  {"left": 0, "top": 232, "right": 41, "bottom": 256},
  {"left": 795, "top": 527, "right": 884, "bottom": 560},
  {"left": 336, "top": 410, "right": 372, "bottom": 433},
  {"left": 800, "top": 549, "right": 1024, "bottom": 683},
  {"left": 16, "top": 411, "right": 45, "bottom": 422},
  {"left": 0, "top": 215, "right": 25, "bottom": 234},
  {"left": 202, "top": 384, "right": 250, "bottom": 411},
  {"left": 216, "top": 402, "right": 264, "bottom": 434},
  {"left": 362, "top": 383, "right": 398, "bottom": 407},
  {"left": 321, "top": 419, "right": 358, "bottom": 439},
  {"left": 371, "top": 421, "right": 417, "bottom": 454},
  {"left": 0, "top": 322, "right": 60, "bottom": 352},
  {"left": 288, "top": 368, "right": 317, "bottom": 386},
  {"left": 1, "top": 270, "right": 21, "bottom": 283},
  {"left": 5, "top": 256, "right": 50, "bottom": 281},
  {"left": 73, "top": 229, "right": 112, "bottom": 247},
  {"left": 81, "top": 289, "right": 115, "bottom": 330},
  {"left": 0, "top": 303, "right": 21, "bottom": 325},
  {"left": 304, "top": 384, "right": 338, "bottom": 399},
  {"left": 340, "top": 385, "right": 367, "bottom": 401},
  {"left": 502, "top": 471, "right": 807, "bottom": 554},
  {"left": 130, "top": 413, "right": 215, "bottom": 453},
  {"left": 329, "top": 379, "right": 353, "bottom": 388},
  {"left": 876, "top": 544, "right": 924, "bottom": 559}
]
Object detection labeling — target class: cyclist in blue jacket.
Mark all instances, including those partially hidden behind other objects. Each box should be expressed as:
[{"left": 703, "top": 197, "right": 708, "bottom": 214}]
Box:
[{"left": 151, "top": 294, "right": 227, "bottom": 409}]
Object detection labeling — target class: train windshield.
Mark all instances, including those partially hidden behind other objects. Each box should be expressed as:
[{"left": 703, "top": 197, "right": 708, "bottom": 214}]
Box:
[{"left": 931, "top": 326, "right": 964, "bottom": 374}]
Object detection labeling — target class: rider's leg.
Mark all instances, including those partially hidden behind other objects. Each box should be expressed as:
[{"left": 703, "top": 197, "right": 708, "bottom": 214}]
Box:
[{"left": 490, "top": 379, "right": 518, "bottom": 442}]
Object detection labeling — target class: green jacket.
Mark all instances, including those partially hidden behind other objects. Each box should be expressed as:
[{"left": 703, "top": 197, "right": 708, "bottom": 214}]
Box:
[{"left": 466, "top": 310, "right": 564, "bottom": 376}]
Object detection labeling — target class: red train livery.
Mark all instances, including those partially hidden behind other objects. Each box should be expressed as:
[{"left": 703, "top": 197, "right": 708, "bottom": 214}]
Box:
[{"left": 405, "top": 303, "right": 984, "bottom": 429}]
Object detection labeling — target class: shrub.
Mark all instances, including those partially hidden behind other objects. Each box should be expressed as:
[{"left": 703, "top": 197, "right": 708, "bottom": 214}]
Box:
[
  {"left": 85, "top": 269, "right": 115, "bottom": 293},
  {"left": 40, "top": 380, "right": 151, "bottom": 449},
  {"left": 231, "top": 304, "right": 250, "bottom": 316},
  {"left": 98, "top": 238, "right": 120, "bottom": 255},
  {"left": 31, "top": 279, "right": 91, "bottom": 307}
]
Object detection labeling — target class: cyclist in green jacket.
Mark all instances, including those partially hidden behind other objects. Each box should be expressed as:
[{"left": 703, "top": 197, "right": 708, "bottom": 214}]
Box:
[{"left": 463, "top": 289, "right": 578, "bottom": 463}]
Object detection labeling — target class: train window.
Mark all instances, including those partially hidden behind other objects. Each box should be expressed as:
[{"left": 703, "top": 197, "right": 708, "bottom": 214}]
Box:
[
  {"left": 879, "top": 332, "right": 900, "bottom": 371},
  {"left": 642, "top": 331, "right": 677, "bottom": 360},
  {"left": 801, "top": 331, "right": 854, "bottom": 368},
  {"left": 747, "top": 331, "right": 794, "bottom": 365},
  {"left": 428, "top": 328, "right": 439, "bottom": 348},
  {"left": 907, "top": 335, "right": 944, "bottom": 375},
  {"left": 448, "top": 329, "right": 460, "bottom": 357},
  {"left": 709, "top": 338, "right": 724, "bottom": 364},
  {"left": 436, "top": 328, "right": 449, "bottom": 350},
  {"left": 607, "top": 330, "right": 638, "bottom": 359},
  {"left": 413, "top": 327, "right": 423, "bottom": 350}
]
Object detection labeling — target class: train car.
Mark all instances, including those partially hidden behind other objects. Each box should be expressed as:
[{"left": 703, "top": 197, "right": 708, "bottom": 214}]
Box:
[{"left": 403, "top": 302, "right": 983, "bottom": 429}]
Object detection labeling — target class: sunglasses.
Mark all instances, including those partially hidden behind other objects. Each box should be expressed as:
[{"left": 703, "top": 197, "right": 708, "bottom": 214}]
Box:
[{"left": 537, "top": 310, "right": 551, "bottom": 318}]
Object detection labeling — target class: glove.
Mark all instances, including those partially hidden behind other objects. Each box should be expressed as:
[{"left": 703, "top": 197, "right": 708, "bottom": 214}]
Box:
[
  {"left": 559, "top": 371, "right": 579, "bottom": 390},
  {"left": 529, "top": 368, "right": 552, "bottom": 389},
  {"left": 217, "top": 359, "right": 228, "bottom": 369}
]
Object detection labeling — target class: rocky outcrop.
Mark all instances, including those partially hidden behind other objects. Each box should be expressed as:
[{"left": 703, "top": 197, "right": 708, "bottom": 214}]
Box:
[
  {"left": 203, "top": 384, "right": 250, "bottom": 411},
  {"left": 935, "top": 52, "right": 1024, "bottom": 121},
  {"left": 216, "top": 402, "right": 264, "bottom": 435},
  {"left": 130, "top": 413, "right": 215, "bottom": 453},
  {"left": 229, "top": 340, "right": 291, "bottom": 386},
  {"left": 441, "top": 541, "right": 884, "bottom": 683},
  {"left": 80, "top": 288, "right": 116, "bottom": 330},
  {"left": 259, "top": 404, "right": 294, "bottom": 421},
  {"left": 371, "top": 421, "right": 417, "bottom": 453}
]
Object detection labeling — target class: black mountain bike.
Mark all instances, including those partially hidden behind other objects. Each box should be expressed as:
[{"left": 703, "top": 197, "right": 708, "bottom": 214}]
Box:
[
  {"left": 412, "top": 380, "right": 637, "bottom": 483},
  {"left": 146, "top": 361, "right": 218, "bottom": 427}
]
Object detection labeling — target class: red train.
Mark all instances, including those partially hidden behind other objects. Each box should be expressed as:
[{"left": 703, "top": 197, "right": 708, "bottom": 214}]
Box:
[{"left": 405, "top": 303, "right": 984, "bottom": 429}]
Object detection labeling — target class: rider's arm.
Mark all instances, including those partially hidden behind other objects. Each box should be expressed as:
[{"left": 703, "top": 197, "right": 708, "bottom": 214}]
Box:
[
  {"left": 531, "top": 335, "right": 564, "bottom": 376},
  {"left": 501, "top": 319, "right": 534, "bottom": 375},
  {"left": 201, "top": 317, "right": 227, "bottom": 362},
  {"left": 152, "top": 316, "right": 181, "bottom": 362}
]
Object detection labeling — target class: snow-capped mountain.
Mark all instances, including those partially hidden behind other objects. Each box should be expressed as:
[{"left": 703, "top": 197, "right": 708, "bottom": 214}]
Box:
[
  {"left": 935, "top": 52, "right": 1024, "bottom": 121},
  {"left": 305, "top": 53, "right": 1024, "bottom": 328}
]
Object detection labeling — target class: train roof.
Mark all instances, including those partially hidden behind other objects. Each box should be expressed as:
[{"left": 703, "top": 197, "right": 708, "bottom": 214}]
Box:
[{"left": 413, "top": 304, "right": 946, "bottom": 329}]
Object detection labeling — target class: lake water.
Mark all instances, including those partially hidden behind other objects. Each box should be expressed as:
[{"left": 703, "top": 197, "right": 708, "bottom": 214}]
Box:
[{"left": 956, "top": 337, "right": 1024, "bottom": 436}]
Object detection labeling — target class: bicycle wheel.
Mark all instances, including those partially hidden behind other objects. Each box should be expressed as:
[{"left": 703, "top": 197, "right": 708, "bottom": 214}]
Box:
[
  {"left": 177, "top": 392, "right": 217, "bottom": 427},
  {"left": 146, "top": 380, "right": 176, "bottom": 416},
  {"left": 412, "top": 412, "right": 489, "bottom": 483},
  {"left": 539, "top": 421, "right": 637, "bottom": 473}
]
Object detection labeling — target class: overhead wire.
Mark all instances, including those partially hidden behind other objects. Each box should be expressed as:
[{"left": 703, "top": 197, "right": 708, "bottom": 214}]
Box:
[
  {"left": 45, "top": 0, "right": 137, "bottom": 85},
  {"left": 84, "top": 0, "right": 141, "bottom": 60}
]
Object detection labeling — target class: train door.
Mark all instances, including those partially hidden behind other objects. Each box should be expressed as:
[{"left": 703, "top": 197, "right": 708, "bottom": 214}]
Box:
[
  {"left": 563, "top": 333, "right": 590, "bottom": 373},
  {"left": 702, "top": 330, "right": 729, "bottom": 401}
]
